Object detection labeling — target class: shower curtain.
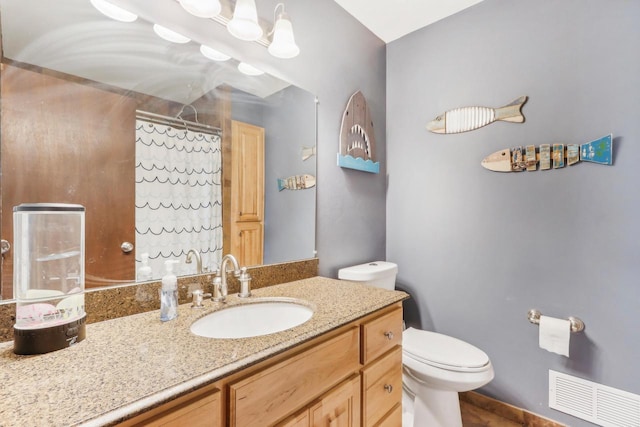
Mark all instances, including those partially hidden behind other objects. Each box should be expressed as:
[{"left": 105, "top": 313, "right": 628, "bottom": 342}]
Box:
[{"left": 135, "top": 119, "right": 222, "bottom": 280}]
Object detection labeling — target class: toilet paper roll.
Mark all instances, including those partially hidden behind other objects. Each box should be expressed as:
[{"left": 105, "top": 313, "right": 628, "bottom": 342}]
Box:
[{"left": 539, "top": 315, "right": 571, "bottom": 357}]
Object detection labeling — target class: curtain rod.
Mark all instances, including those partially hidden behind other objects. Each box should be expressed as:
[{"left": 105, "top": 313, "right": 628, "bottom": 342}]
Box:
[{"left": 136, "top": 110, "right": 222, "bottom": 136}]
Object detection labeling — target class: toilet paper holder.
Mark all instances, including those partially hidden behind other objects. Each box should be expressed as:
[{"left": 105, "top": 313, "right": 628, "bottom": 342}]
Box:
[{"left": 527, "top": 309, "right": 585, "bottom": 333}]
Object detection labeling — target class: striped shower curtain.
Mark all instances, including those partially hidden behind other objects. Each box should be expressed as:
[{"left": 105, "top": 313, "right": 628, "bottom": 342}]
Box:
[{"left": 135, "top": 119, "right": 222, "bottom": 280}]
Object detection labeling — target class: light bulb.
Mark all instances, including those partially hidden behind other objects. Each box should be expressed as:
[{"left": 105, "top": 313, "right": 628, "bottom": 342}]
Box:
[
  {"left": 268, "top": 13, "right": 299, "bottom": 59},
  {"left": 179, "top": 0, "right": 221, "bottom": 18},
  {"left": 90, "top": 0, "right": 137, "bottom": 23},
  {"left": 200, "top": 45, "right": 231, "bottom": 61},
  {"left": 153, "top": 24, "right": 191, "bottom": 44},
  {"left": 227, "top": 0, "right": 263, "bottom": 41},
  {"left": 237, "top": 62, "right": 264, "bottom": 76}
]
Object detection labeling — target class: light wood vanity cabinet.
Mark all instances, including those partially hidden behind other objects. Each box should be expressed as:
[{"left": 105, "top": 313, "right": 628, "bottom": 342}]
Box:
[
  {"left": 230, "top": 327, "right": 360, "bottom": 426},
  {"left": 118, "top": 303, "right": 403, "bottom": 427}
]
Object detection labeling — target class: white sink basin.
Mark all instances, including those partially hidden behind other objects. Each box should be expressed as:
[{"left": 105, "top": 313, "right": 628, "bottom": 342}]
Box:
[{"left": 190, "top": 298, "right": 313, "bottom": 339}]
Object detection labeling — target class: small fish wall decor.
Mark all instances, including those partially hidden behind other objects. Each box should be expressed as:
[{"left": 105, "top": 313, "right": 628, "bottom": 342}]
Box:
[
  {"left": 301, "top": 145, "right": 316, "bottom": 161},
  {"left": 277, "top": 174, "right": 316, "bottom": 191},
  {"left": 338, "top": 91, "right": 380, "bottom": 174},
  {"left": 427, "top": 96, "right": 528, "bottom": 134},
  {"left": 481, "top": 134, "right": 613, "bottom": 173}
]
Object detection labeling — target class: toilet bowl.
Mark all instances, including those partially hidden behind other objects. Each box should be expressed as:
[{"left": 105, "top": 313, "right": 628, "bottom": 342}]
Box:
[
  {"left": 402, "top": 327, "right": 494, "bottom": 427},
  {"left": 338, "top": 261, "right": 494, "bottom": 427}
]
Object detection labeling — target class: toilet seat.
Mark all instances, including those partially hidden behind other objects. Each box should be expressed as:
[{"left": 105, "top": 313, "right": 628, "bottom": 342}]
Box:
[{"left": 403, "top": 327, "right": 490, "bottom": 373}]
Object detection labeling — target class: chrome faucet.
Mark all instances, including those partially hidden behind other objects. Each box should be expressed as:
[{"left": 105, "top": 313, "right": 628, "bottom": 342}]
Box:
[
  {"left": 212, "top": 254, "right": 240, "bottom": 302},
  {"left": 185, "top": 249, "right": 203, "bottom": 274}
]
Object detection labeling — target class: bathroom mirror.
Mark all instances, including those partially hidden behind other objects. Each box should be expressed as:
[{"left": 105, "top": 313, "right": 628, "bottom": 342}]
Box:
[{"left": 0, "top": 0, "right": 317, "bottom": 300}]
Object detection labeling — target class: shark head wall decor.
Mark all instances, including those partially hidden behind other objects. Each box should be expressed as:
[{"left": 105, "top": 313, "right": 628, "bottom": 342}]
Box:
[{"left": 338, "top": 91, "right": 380, "bottom": 173}]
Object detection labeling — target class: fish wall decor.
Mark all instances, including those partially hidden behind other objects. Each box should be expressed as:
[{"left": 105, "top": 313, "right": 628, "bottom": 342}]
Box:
[
  {"left": 301, "top": 145, "right": 316, "bottom": 161},
  {"left": 481, "top": 134, "right": 612, "bottom": 172},
  {"left": 277, "top": 174, "right": 316, "bottom": 191},
  {"left": 427, "top": 96, "right": 528, "bottom": 134},
  {"left": 338, "top": 91, "right": 380, "bottom": 173}
]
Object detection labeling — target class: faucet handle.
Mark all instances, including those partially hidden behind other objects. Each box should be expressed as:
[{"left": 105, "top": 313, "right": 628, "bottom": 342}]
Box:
[
  {"left": 191, "top": 289, "right": 211, "bottom": 308},
  {"left": 238, "top": 267, "right": 252, "bottom": 298},
  {"left": 211, "top": 274, "right": 226, "bottom": 302}
]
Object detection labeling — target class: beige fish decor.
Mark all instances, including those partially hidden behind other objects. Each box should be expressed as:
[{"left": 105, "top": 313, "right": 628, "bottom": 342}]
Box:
[
  {"left": 427, "top": 96, "right": 528, "bottom": 134},
  {"left": 277, "top": 174, "right": 316, "bottom": 191},
  {"left": 338, "top": 91, "right": 380, "bottom": 173}
]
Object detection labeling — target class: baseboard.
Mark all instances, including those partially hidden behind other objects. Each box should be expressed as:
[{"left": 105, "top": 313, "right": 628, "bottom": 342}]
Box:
[{"left": 460, "top": 391, "right": 568, "bottom": 427}]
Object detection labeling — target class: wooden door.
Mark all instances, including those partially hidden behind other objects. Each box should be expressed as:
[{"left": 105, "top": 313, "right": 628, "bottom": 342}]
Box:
[
  {"left": 232, "top": 221, "right": 263, "bottom": 267},
  {"left": 230, "top": 120, "right": 264, "bottom": 266},
  {"left": 0, "top": 64, "right": 136, "bottom": 297},
  {"left": 231, "top": 121, "right": 264, "bottom": 222}
]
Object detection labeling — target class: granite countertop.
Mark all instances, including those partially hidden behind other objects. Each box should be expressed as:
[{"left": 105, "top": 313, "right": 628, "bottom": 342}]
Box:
[{"left": 0, "top": 277, "right": 407, "bottom": 427}]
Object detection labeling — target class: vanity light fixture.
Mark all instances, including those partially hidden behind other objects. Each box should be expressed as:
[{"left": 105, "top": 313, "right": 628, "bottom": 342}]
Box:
[
  {"left": 227, "top": 0, "right": 263, "bottom": 41},
  {"left": 267, "top": 3, "right": 299, "bottom": 59},
  {"left": 153, "top": 24, "right": 191, "bottom": 44},
  {"left": 237, "top": 62, "right": 264, "bottom": 76},
  {"left": 200, "top": 44, "right": 231, "bottom": 61},
  {"left": 179, "top": 0, "right": 222, "bottom": 18},
  {"left": 90, "top": 0, "right": 138, "bottom": 22}
]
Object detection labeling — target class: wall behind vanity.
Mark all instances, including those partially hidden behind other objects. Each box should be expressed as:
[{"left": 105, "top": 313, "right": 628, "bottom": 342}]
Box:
[{"left": 244, "top": 0, "right": 388, "bottom": 276}]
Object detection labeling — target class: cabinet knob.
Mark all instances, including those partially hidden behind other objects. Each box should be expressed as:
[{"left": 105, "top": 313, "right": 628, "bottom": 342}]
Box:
[
  {"left": 384, "top": 331, "right": 394, "bottom": 340},
  {"left": 384, "top": 384, "right": 393, "bottom": 394},
  {"left": 121, "top": 242, "right": 134, "bottom": 253}
]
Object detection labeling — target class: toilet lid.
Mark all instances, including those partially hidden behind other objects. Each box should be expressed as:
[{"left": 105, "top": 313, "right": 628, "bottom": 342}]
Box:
[{"left": 403, "top": 327, "right": 489, "bottom": 369}]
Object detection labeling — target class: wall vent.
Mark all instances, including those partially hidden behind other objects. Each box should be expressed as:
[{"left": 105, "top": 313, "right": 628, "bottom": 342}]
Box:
[{"left": 549, "top": 370, "right": 640, "bottom": 427}]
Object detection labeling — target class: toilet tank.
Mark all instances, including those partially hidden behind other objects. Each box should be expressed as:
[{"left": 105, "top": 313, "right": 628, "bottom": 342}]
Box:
[{"left": 338, "top": 261, "right": 398, "bottom": 291}]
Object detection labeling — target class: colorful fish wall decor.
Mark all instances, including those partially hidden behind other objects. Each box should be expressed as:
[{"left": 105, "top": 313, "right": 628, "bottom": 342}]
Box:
[
  {"left": 427, "top": 96, "right": 528, "bottom": 134},
  {"left": 481, "top": 134, "right": 613, "bottom": 173},
  {"left": 277, "top": 174, "right": 316, "bottom": 191},
  {"left": 338, "top": 91, "right": 380, "bottom": 174}
]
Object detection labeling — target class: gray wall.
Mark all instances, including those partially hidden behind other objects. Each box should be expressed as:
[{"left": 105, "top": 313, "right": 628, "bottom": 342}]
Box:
[
  {"left": 248, "top": 0, "right": 388, "bottom": 276},
  {"left": 386, "top": 0, "right": 640, "bottom": 424},
  {"left": 263, "top": 85, "right": 317, "bottom": 264}
]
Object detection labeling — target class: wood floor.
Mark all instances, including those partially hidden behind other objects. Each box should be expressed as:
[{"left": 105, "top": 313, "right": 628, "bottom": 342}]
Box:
[
  {"left": 461, "top": 400, "right": 523, "bottom": 427},
  {"left": 459, "top": 391, "right": 566, "bottom": 427}
]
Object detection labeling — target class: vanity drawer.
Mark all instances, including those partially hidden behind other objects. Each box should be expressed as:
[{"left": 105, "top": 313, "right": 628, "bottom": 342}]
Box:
[
  {"left": 229, "top": 327, "right": 360, "bottom": 426},
  {"left": 361, "top": 307, "right": 403, "bottom": 364},
  {"left": 361, "top": 346, "right": 402, "bottom": 427},
  {"left": 119, "top": 384, "right": 221, "bottom": 427}
]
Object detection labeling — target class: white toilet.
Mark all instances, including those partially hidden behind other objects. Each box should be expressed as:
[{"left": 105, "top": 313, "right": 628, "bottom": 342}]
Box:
[{"left": 338, "top": 261, "right": 494, "bottom": 427}]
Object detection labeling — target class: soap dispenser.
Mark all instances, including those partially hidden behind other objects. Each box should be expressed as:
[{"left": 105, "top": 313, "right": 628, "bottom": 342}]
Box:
[
  {"left": 138, "top": 253, "right": 153, "bottom": 281},
  {"left": 160, "top": 260, "right": 179, "bottom": 322}
]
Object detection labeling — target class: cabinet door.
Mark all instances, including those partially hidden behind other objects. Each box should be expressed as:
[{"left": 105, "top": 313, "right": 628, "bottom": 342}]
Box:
[
  {"left": 231, "top": 120, "right": 264, "bottom": 222},
  {"left": 232, "top": 221, "right": 263, "bottom": 266},
  {"left": 229, "top": 328, "right": 360, "bottom": 427},
  {"left": 361, "top": 347, "right": 402, "bottom": 427},
  {"left": 310, "top": 375, "right": 361, "bottom": 427},
  {"left": 277, "top": 410, "right": 310, "bottom": 427}
]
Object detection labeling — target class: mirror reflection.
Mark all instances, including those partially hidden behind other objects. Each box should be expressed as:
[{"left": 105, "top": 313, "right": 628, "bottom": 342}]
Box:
[{"left": 0, "top": 0, "right": 317, "bottom": 300}]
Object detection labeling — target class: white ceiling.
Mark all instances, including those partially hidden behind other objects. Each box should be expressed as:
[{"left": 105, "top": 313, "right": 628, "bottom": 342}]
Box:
[{"left": 333, "top": 0, "right": 485, "bottom": 43}]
